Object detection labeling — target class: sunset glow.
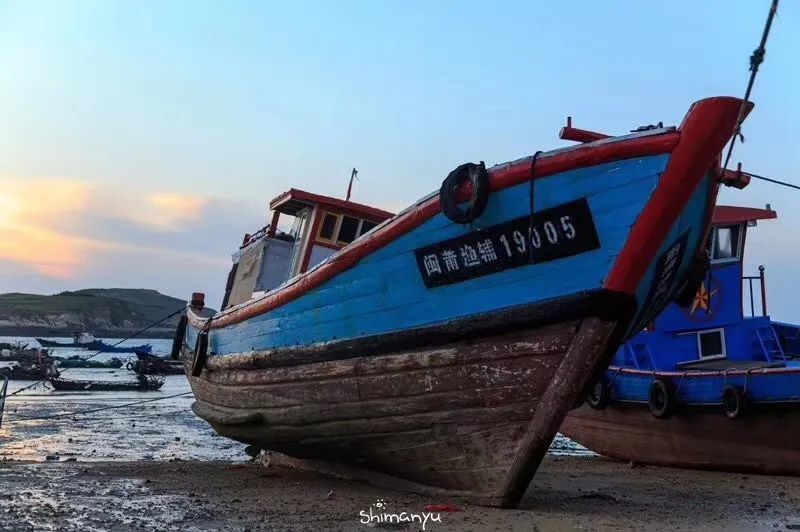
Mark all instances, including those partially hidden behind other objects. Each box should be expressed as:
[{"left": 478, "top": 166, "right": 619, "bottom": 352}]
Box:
[{"left": 0, "top": 178, "right": 216, "bottom": 279}]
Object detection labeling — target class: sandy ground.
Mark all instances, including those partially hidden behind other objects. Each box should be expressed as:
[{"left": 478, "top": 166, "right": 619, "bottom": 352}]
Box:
[{"left": 1, "top": 456, "right": 799, "bottom": 531}]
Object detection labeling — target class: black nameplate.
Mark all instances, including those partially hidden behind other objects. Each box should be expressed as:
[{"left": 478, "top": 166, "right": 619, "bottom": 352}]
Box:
[
  {"left": 414, "top": 198, "right": 600, "bottom": 288},
  {"left": 629, "top": 230, "right": 689, "bottom": 333}
]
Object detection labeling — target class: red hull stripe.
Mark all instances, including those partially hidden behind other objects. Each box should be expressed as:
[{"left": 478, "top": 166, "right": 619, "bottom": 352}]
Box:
[
  {"left": 192, "top": 98, "right": 745, "bottom": 330},
  {"left": 604, "top": 97, "right": 752, "bottom": 293}
]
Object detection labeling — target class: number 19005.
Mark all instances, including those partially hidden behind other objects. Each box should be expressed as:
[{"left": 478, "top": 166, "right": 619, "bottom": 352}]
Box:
[{"left": 415, "top": 198, "right": 600, "bottom": 288}]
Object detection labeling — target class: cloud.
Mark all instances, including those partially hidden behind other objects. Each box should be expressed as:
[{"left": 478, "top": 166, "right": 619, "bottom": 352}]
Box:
[
  {"left": 0, "top": 179, "right": 102, "bottom": 278},
  {"left": 115, "top": 192, "right": 210, "bottom": 232},
  {"left": 0, "top": 177, "right": 257, "bottom": 291}
]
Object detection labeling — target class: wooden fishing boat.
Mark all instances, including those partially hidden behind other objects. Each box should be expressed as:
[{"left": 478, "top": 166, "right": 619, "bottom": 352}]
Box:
[
  {"left": 37, "top": 332, "right": 96, "bottom": 348},
  {"left": 561, "top": 202, "right": 800, "bottom": 475},
  {"left": 127, "top": 351, "right": 185, "bottom": 376},
  {"left": 37, "top": 334, "right": 152, "bottom": 354},
  {"left": 176, "top": 97, "right": 750, "bottom": 507},
  {"left": 48, "top": 374, "right": 165, "bottom": 392}
]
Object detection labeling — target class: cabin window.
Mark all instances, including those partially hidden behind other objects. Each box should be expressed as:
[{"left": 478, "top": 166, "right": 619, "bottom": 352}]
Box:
[
  {"left": 697, "top": 329, "right": 726, "bottom": 359},
  {"left": 316, "top": 211, "right": 380, "bottom": 245},
  {"left": 337, "top": 215, "right": 360, "bottom": 244},
  {"left": 359, "top": 220, "right": 378, "bottom": 236},
  {"left": 711, "top": 225, "right": 742, "bottom": 263},
  {"left": 319, "top": 213, "right": 339, "bottom": 241}
]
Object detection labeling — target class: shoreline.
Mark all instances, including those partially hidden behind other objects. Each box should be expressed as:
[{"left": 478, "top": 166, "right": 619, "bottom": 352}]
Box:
[
  {"left": 1, "top": 456, "right": 798, "bottom": 530},
  {"left": 0, "top": 327, "right": 176, "bottom": 340}
]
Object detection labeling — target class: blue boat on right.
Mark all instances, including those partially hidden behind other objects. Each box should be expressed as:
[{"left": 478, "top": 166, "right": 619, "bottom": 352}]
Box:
[{"left": 562, "top": 201, "right": 800, "bottom": 475}]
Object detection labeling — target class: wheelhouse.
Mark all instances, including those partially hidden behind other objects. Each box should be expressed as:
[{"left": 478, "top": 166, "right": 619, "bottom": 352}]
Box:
[{"left": 221, "top": 189, "right": 393, "bottom": 309}]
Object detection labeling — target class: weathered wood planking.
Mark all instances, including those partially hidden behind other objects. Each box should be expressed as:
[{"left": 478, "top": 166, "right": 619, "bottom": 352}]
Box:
[
  {"left": 187, "top": 317, "right": 618, "bottom": 506},
  {"left": 561, "top": 402, "right": 800, "bottom": 476}
]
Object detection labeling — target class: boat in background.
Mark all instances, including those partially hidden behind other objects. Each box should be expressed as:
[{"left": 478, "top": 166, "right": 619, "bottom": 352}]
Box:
[
  {"left": 127, "top": 350, "right": 184, "bottom": 375},
  {"left": 36, "top": 332, "right": 153, "bottom": 354},
  {"left": 562, "top": 201, "right": 800, "bottom": 475},
  {"left": 48, "top": 374, "right": 165, "bottom": 392},
  {"left": 37, "top": 332, "right": 97, "bottom": 348},
  {"left": 177, "top": 97, "right": 750, "bottom": 507}
]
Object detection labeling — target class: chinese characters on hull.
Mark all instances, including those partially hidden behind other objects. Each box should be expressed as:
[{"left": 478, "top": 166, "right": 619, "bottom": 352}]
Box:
[{"left": 415, "top": 199, "right": 600, "bottom": 288}]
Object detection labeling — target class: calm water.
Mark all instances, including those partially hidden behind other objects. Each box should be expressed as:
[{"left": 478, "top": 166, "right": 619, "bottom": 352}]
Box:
[{"left": 0, "top": 335, "right": 591, "bottom": 462}]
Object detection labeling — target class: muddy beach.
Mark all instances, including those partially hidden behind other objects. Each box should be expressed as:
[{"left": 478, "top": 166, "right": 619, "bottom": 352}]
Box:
[
  {"left": 2, "top": 341, "right": 799, "bottom": 530},
  {"left": 1, "top": 457, "right": 800, "bottom": 531}
]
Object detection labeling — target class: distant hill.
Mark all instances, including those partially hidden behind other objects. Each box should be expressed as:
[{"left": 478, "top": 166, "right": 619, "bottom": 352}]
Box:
[{"left": 0, "top": 288, "right": 215, "bottom": 338}]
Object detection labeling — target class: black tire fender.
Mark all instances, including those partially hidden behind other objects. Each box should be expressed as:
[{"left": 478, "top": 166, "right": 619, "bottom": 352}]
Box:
[
  {"left": 648, "top": 378, "right": 677, "bottom": 419},
  {"left": 722, "top": 385, "right": 749, "bottom": 419},
  {"left": 171, "top": 314, "right": 189, "bottom": 360},
  {"left": 191, "top": 331, "right": 209, "bottom": 377},
  {"left": 588, "top": 376, "right": 611, "bottom": 410},
  {"left": 439, "top": 162, "right": 490, "bottom": 224}
]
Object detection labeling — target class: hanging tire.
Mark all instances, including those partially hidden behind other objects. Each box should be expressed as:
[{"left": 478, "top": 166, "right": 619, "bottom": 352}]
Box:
[
  {"left": 191, "top": 331, "right": 208, "bottom": 377},
  {"left": 588, "top": 376, "right": 611, "bottom": 410},
  {"left": 722, "top": 385, "right": 748, "bottom": 419},
  {"left": 171, "top": 314, "right": 189, "bottom": 360},
  {"left": 648, "top": 379, "right": 677, "bottom": 419},
  {"left": 439, "top": 162, "right": 489, "bottom": 224}
]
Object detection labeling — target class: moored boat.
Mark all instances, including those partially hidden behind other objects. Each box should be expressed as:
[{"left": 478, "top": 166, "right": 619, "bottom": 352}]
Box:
[
  {"left": 177, "top": 97, "right": 750, "bottom": 507},
  {"left": 37, "top": 332, "right": 97, "bottom": 348},
  {"left": 561, "top": 202, "right": 800, "bottom": 475},
  {"left": 127, "top": 351, "right": 185, "bottom": 375},
  {"left": 36, "top": 334, "right": 152, "bottom": 354},
  {"left": 48, "top": 374, "right": 165, "bottom": 392}
]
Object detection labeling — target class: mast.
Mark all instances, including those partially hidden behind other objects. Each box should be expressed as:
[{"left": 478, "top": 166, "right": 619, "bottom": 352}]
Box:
[{"left": 346, "top": 168, "right": 358, "bottom": 201}]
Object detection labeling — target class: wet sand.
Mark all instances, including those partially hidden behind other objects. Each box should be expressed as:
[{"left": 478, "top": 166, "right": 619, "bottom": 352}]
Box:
[
  {"left": 1, "top": 343, "right": 798, "bottom": 531},
  {"left": 1, "top": 456, "right": 799, "bottom": 531}
]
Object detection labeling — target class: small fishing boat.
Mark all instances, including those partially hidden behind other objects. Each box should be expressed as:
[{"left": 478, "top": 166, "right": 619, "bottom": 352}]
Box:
[
  {"left": 177, "top": 97, "right": 749, "bottom": 507},
  {"left": 127, "top": 351, "right": 184, "bottom": 376},
  {"left": 36, "top": 333, "right": 153, "bottom": 354},
  {"left": 87, "top": 341, "right": 153, "bottom": 354},
  {"left": 37, "top": 332, "right": 97, "bottom": 348},
  {"left": 561, "top": 202, "right": 800, "bottom": 475},
  {"left": 48, "top": 374, "right": 165, "bottom": 392}
]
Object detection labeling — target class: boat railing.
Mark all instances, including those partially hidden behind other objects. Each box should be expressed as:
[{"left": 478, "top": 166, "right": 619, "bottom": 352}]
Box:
[{"left": 743, "top": 265, "right": 767, "bottom": 317}]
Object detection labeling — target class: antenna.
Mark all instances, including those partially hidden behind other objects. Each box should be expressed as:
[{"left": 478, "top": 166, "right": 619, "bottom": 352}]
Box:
[{"left": 346, "top": 168, "right": 358, "bottom": 201}]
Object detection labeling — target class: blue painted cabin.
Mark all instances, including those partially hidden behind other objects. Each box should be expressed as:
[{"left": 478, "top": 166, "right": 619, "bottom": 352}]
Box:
[{"left": 603, "top": 205, "right": 800, "bottom": 408}]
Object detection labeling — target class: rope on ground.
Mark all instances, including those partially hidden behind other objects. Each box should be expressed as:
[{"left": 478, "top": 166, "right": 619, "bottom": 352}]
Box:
[
  {"left": 1, "top": 391, "right": 194, "bottom": 424},
  {"left": 721, "top": 0, "right": 779, "bottom": 173},
  {"left": 7, "top": 305, "right": 188, "bottom": 397}
]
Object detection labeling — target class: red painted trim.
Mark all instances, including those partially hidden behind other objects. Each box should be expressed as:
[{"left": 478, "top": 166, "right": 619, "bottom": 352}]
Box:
[
  {"left": 610, "top": 365, "right": 800, "bottom": 378},
  {"left": 270, "top": 188, "right": 394, "bottom": 222},
  {"left": 604, "top": 97, "right": 753, "bottom": 294},
  {"left": 188, "top": 128, "right": 680, "bottom": 330},
  {"left": 190, "top": 99, "right": 756, "bottom": 331},
  {"left": 559, "top": 126, "right": 610, "bottom": 143},
  {"left": 713, "top": 205, "right": 777, "bottom": 225},
  {"left": 267, "top": 210, "right": 280, "bottom": 238}
]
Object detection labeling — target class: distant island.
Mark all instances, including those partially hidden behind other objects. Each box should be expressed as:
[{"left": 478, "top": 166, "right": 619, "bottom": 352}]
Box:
[{"left": 0, "top": 288, "right": 215, "bottom": 339}]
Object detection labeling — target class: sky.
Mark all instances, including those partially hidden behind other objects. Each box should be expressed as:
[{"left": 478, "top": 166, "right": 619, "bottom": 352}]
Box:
[{"left": 0, "top": 1, "right": 798, "bottom": 318}]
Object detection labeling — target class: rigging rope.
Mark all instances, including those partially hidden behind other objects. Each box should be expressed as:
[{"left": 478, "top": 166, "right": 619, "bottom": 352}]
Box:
[
  {"left": 7, "top": 305, "right": 188, "bottom": 397},
  {"left": 748, "top": 172, "right": 800, "bottom": 192},
  {"left": 1, "top": 391, "right": 194, "bottom": 424},
  {"left": 721, "top": 0, "right": 779, "bottom": 173}
]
